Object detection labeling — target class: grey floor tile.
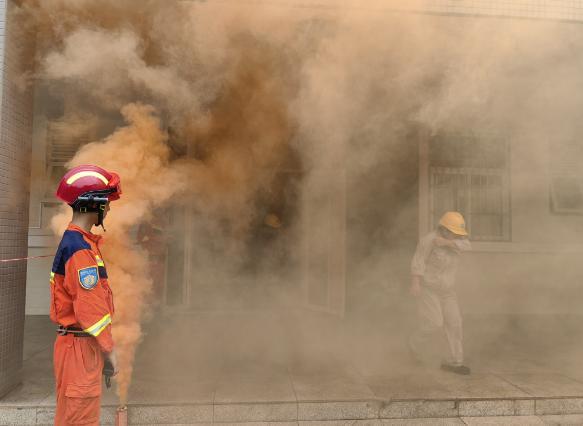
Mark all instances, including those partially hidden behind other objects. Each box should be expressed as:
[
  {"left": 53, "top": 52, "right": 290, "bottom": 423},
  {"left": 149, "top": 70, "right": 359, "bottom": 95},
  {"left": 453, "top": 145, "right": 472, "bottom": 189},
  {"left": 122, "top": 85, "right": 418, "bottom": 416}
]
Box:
[
  {"left": 218, "top": 423, "right": 298, "bottom": 426},
  {"left": 369, "top": 374, "right": 450, "bottom": 400},
  {"left": 501, "top": 374, "right": 583, "bottom": 398},
  {"left": 380, "top": 400, "right": 458, "bottom": 419},
  {"left": 299, "top": 421, "right": 379, "bottom": 426},
  {"left": 540, "top": 414, "right": 583, "bottom": 425},
  {"left": 292, "top": 375, "right": 375, "bottom": 402},
  {"left": 0, "top": 380, "right": 53, "bottom": 407},
  {"left": 461, "top": 416, "right": 544, "bottom": 425},
  {"left": 381, "top": 419, "right": 464, "bottom": 425},
  {"left": 535, "top": 399, "right": 583, "bottom": 416},
  {"left": 215, "top": 379, "right": 296, "bottom": 403},
  {"left": 298, "top": 401, "right": 379, "bottom": 421},
  {"left": 128, "top": 404, "right": 214, "bottom": 424},
  {"left": 214, "top": 402, "right": 298, "bottom": 423},
  {"left": 458, "top": 400, "right": 515, "bottom": 417},
  {"left": 0, "top": 407, "right": 37, "bottom": 425},
  {"left": 127, "top": 379, "right": 216, "bottom": 404},
  {"left": 438, "top": 373, "right": 529, "bottom": 399}
]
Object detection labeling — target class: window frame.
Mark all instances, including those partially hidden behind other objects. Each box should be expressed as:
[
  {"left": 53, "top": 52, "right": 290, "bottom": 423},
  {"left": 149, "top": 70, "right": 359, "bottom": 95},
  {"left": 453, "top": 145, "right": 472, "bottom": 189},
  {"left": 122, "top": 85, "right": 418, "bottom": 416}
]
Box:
[
  {"left": 549, "top": 173, "right": 583, "bottom": 215},
  {"left": 429, "top": 166, "right": 511, "bottom": 242}
]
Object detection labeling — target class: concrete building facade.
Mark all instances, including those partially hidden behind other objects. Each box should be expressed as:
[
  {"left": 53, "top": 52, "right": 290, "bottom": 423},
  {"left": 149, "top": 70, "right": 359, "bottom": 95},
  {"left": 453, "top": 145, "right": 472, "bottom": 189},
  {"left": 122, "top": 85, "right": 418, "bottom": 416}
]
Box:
[{"left": 1, "top": 0, "right": 583, "bottom": 397}]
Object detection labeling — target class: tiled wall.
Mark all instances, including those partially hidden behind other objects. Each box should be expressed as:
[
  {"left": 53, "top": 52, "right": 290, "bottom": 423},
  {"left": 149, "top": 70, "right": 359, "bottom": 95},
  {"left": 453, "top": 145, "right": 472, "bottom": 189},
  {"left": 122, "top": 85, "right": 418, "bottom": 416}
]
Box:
[
  {"left": 0, "top": 0, "right": 35, "bottom": 398},
  {"left": 422, "top": 0, "right": 583, "bottom": 21}
]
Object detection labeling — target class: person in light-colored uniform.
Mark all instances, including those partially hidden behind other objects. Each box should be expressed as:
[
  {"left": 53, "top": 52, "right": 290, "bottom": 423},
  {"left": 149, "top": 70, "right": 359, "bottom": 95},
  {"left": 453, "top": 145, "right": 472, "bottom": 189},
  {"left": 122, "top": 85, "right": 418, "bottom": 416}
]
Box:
[{"left": 409, "top": 211, "right": 472, "bottom": 375}]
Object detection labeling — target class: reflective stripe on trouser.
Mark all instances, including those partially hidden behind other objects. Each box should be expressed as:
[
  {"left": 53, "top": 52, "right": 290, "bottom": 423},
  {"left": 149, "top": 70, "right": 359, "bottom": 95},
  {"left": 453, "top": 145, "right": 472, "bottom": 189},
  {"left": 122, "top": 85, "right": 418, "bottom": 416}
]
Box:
[
  {"left": 409, "top": 285, "right": 464, "bottom": 365},
  {"left": 54, "top": 334, "right": 103, "bottom": 426}
]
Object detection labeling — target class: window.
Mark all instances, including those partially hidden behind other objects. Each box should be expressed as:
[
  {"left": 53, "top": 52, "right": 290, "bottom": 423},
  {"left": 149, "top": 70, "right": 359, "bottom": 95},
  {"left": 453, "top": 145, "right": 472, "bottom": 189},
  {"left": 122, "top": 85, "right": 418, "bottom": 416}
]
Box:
[
  {"left": 550, "top": 175, "right": 583, "bottom": 214},
  {"left": 549, "top": 141, "right": 583, "bottom": 215},
  {"left": 429, "top": 132, "right": 510, "bottom": 241}
]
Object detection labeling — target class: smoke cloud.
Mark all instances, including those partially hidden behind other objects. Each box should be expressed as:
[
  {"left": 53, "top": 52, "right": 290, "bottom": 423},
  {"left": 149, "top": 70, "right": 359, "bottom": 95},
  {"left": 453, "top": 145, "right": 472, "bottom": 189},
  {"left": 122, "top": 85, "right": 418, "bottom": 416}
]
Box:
[{"left": 18, "top": 0, "right": 583, "bottom": 404}]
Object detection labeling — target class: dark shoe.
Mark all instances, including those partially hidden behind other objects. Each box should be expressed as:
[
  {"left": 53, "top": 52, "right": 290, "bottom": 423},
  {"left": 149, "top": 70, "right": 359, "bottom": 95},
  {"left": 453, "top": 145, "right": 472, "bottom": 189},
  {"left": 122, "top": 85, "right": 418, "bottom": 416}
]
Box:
[{"left": 440, "top": 363, "right": 471, "bottom": 375}]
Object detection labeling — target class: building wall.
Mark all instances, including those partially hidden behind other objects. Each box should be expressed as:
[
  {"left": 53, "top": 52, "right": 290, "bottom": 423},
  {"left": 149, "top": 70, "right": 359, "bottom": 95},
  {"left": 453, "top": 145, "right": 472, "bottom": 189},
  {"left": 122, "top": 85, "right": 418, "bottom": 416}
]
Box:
[
  {"left": 456, "top": 137, "right": 583, "bottom": 315},
  {"left": 262, "top": 0, "right": 583, "bottom": 22},
  {"left": 0, "top": 0, "right": 35, "bottom": 398},
  {"left": 422, "top": 0, "right": 583, "bottom": 22},
  {"left": 23, "top": 1, "right": 583, "bottom": 318}
]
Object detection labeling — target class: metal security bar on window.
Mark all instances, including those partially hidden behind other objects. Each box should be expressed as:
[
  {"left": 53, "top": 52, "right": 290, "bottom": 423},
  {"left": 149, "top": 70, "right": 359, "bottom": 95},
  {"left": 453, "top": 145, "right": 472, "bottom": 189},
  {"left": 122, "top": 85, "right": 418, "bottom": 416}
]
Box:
[{"left": 430, "top": 167, "right": 510, "bottom": 241}]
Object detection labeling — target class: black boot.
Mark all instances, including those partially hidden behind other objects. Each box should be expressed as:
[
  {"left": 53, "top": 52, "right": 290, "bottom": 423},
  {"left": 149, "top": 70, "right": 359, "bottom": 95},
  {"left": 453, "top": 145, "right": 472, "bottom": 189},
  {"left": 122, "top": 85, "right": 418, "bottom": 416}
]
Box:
[{"left": 440, "top": 363, "right": 471, "bottom": 375}]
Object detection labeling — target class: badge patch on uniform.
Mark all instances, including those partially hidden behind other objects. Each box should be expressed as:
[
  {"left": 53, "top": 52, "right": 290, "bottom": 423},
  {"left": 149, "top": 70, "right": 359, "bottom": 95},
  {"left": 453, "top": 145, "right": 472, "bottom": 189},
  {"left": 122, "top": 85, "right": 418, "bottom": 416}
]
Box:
[{"left": 78, "top": 266, "right": 99, "bottom": 290}]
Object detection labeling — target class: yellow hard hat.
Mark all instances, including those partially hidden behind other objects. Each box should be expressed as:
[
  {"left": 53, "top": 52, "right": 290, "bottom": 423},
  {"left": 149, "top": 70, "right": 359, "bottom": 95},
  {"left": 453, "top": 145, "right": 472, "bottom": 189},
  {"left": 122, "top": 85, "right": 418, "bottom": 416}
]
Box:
[
  {"left": 264, "top": 213, "right": 282, "bottom": 229},
  {"left": 439, "top": 211, "right": 468, "bottom": 236}
]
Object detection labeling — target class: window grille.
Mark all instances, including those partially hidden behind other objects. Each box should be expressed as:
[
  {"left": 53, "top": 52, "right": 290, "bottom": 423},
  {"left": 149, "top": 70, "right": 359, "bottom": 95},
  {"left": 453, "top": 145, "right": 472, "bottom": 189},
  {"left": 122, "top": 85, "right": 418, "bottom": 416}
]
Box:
[
  {"left": 431, "top": 167, "right": 510, "bottom": 241},
  {"left": 429, "top": 133, "right": 510, "bottom": 241}
]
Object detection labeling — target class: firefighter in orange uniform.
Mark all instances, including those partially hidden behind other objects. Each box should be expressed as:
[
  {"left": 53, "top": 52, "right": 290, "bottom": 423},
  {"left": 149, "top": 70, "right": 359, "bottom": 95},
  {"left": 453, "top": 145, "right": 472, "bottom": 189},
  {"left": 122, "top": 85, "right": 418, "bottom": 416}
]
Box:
[{"left": 50, "top": 165, "right": 122, "bottom": 426}]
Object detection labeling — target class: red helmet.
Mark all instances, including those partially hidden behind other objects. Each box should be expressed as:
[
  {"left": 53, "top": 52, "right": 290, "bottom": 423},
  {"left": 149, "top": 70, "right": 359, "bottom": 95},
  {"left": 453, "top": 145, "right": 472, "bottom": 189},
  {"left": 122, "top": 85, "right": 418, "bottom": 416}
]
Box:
[{"left": 56, "top": 165, "right": 122, "bottom": 206}]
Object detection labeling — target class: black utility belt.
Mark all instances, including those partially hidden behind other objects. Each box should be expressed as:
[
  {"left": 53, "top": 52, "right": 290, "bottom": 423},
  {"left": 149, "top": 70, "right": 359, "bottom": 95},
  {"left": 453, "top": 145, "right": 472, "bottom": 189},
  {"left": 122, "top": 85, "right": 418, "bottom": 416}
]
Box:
[{"left": 57, "top": 326, "right": 92, "bottom": 337}]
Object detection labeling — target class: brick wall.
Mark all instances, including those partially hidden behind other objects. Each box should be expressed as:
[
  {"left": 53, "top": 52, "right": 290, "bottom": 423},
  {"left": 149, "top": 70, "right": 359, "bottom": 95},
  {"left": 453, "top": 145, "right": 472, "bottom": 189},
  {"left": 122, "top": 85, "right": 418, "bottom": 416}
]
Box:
[{"left": 0, "top": 0, "right": 35, "bottom": 398}]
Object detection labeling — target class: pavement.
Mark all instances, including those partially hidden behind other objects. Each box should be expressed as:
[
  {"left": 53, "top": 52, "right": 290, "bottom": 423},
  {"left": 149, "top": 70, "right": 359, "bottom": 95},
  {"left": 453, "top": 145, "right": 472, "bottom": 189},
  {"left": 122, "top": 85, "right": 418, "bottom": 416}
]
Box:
[{"left": 2, "top": 313, "right": 583, "bottom": 425}]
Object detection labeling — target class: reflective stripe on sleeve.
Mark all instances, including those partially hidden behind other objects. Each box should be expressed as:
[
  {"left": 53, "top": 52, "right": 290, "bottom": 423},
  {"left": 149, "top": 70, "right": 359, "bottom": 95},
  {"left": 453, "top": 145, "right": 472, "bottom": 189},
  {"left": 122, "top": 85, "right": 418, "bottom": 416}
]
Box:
[
  {"left": 49, "top": 272, "right": 55, "bottom": 285},
  {"left": 95, "top": 255, "right": 105, "bottom": 267},
  {"left": 84, "top": 313, "right": 112, "bottom": 337}
]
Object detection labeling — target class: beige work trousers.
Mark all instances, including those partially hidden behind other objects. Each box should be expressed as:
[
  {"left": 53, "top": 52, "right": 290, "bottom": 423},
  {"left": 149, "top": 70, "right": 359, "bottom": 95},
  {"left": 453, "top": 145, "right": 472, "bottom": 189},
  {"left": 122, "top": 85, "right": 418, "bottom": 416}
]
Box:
[{"left": 409, "top": 284, "right": 464, "bottom": 366}]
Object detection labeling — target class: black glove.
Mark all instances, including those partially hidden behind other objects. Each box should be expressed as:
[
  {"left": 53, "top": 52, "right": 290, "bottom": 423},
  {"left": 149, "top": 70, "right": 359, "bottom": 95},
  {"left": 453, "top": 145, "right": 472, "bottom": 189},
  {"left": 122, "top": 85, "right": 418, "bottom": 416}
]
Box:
[{"left": 103, "top": 358, "right": 115, "bottom": 389}]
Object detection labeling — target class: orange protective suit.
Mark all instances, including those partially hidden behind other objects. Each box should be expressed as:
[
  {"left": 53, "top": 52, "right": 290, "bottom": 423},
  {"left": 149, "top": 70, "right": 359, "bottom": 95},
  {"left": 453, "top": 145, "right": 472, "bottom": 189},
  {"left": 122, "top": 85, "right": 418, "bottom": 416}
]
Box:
[{"left": 50, "top": 223, "right": 114, "bottom": 426}]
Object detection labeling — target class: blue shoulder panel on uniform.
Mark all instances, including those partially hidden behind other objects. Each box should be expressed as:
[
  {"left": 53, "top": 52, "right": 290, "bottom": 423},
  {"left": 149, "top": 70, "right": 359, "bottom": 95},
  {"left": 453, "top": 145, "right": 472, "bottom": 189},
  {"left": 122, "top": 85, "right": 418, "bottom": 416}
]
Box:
[{"left": 51, "top": 230, "right": 92, "bottom": 275}]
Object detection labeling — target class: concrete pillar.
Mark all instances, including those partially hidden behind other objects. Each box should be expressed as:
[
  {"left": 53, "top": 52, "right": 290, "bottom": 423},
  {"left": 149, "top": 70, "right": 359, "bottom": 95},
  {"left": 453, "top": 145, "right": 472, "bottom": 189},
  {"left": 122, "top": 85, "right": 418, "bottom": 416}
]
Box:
[{"left": 0, "top": 0, "right": 35, "bottom": 398}]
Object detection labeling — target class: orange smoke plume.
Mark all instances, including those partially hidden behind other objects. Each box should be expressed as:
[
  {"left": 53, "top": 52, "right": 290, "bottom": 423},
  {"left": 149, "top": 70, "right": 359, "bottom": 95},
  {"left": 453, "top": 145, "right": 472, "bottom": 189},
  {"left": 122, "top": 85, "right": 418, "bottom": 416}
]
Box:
[{"left": 51, "top": 103, "right": 192, "bottom": 402}]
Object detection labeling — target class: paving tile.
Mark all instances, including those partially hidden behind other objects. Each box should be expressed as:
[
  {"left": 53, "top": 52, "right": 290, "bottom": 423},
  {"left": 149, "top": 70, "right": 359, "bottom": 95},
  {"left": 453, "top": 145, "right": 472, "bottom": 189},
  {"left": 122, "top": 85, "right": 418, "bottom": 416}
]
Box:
[
  {"left": 127, "top": 380, "right": 215, "bottom": 404},
  {"left": 218, "top": 423, "right": 298, "bottom": 426},
  {"left": 215, "top": 379, "right": 295, "bottom": 403},
  {"left": 300, "top": 421, "right": 380, "bottom": 425},
  {"left": 540, "top": 414, "right": 583, "bottom": 425},
  {"left": 99, "top": 405, "right": 116, "bottom": 425},
  {"left": 37, "top": 392, "right": 55, "bottom": 408},
  {"left": 458, "top": 400, "right": 515, "bottom": 417},
  {"left": 514, "top": 400, "right": 535, "bottom": 416},
  {"left": 128, "top": 404, "right": 213, "bottom": 424},
  {"left": 438, "top": 374, "right": 529, "bottom": 399},
  {"left": 100, "top": 387, "right": 119, "bottom": 406},
  {"left": 461, "top": 416, "right": 544, "bottom": 425},
  {"left": 501, "top": 374, "right": 583, "bottom": 398},
  {"left": 36, "top": 406, "right": 116, "bottom": 425},
  {"left": 298, "top": 401, "right": 380, "bottom": 421},
  {"left": 535, "top": 398, "right": 583, "bottom": 415},
  {"left": 381, "top": 419, "right": 464, "bottom": 425},
  {"left": 380, "top": 400, "right": 458, "bottom": 419},
  {"left": 0, "top": 381, "right": 53, "bottom": 407},
  {"left": 35, "top": 407, "right": 54, "bottom": 424},
  {"left": 369, "top": 374, "right": 450, "bottom": 400},
  {"left": 0, "top": 407, "right": 36, "bottom": 425},
  {"left": 214, "top": 402, "right": 297, "bottom": 423},
  {"left": 138, "top": 424, "right": 213, "bottom": 426},
  {"left": 292, "top": 375, "right": 375, "bottom": 402}
]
